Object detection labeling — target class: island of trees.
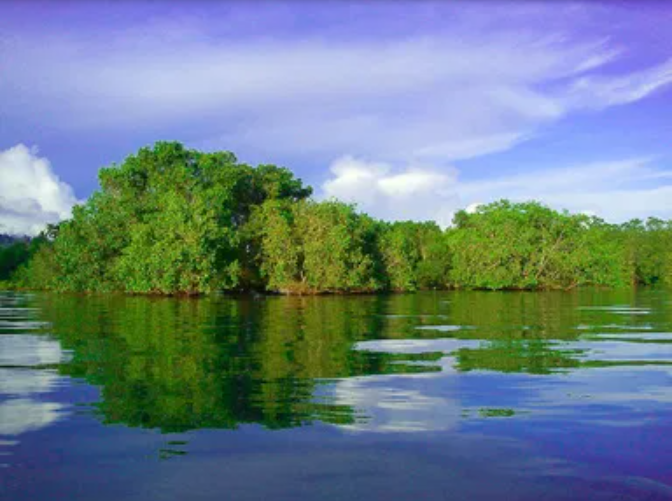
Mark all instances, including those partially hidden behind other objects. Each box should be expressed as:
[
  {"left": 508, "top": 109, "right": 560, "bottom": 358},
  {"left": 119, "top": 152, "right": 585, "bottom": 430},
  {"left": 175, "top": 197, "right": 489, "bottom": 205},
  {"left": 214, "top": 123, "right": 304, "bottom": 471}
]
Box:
[{"left": 1, "top": 141, "right": 671, "bottom": 294}]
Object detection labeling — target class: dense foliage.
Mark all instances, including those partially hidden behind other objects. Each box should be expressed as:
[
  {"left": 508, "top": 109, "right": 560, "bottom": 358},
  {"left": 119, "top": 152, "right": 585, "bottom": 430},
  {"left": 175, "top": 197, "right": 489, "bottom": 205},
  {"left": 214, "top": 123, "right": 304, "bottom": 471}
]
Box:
[
  {"left": 448, "top": 201, "right": 630, "bottom": 290},
  {"left": 253, "top": 200, "right": 383, "bottom": 293},
  {"left": 5, "top": 142, "right": 672, "bottom": 294},
  {"left": 12, "top": 142, "right": 311, "bottom": 294}
]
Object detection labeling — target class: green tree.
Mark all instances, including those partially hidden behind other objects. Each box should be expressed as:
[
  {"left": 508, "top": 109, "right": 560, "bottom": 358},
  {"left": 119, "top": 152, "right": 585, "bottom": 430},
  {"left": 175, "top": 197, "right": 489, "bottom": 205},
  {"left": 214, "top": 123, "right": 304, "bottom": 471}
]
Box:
[
  {"left": 378, "top": 221, "right": 450, "bottom": 291},
  {"left": 448, "top": 201, "right": 628, "bottom": 290},
  {"left": 9, "top": 141, "right": 671, "bottom": 295},
  {"left": 3, "top": 229, "right": 57, "bottom": 289},
  {"left": 18, "top": 142, "right": 310, "bottom": 294},
  {"left": 256, "top": 200, "right": 383, "bottom": 293},
  {"left": 620, "top": 218, "right": 672, "bottom": 285}
]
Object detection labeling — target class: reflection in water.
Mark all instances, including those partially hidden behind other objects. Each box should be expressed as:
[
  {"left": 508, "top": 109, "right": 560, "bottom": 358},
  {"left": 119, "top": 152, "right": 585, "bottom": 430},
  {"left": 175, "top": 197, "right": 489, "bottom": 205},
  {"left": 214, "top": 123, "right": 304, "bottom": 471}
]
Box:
[
  {"left": 0, "top": 294, "right": 71, "bottom": 468},
  {"left": 0, "top": 399, "right": 64, "bottom": 436},
  {"left": 333, "top": 374, "right": 461, "bottom": 433},
  {"left": 28, "top": 294, "right": 449, "bottom": 432},
  {"left": 1, "top": 289, "right": 671, "bottom": 434},
  {"left": 1, "top": 289, "right": 672, "bottom": 498}
]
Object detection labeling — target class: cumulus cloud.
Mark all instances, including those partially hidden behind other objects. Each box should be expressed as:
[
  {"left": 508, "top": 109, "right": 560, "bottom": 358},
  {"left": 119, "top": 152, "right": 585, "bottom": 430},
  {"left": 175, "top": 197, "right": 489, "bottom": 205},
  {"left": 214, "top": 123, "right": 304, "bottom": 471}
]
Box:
[
  {"left": 320, "top": 156, "right": 672, "bottom": 225},
  {"left": 0, "top": 144, "right": 78, "bottom": 236},
  {"left": 322, "top": 156, "right": 458, "bottom": 226}
]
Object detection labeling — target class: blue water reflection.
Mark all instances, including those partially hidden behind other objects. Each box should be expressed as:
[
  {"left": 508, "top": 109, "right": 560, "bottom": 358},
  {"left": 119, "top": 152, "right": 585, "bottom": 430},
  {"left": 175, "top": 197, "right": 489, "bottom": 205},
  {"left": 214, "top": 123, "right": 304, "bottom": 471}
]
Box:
[{"left": 1, "top": 289, "right": 672, "bottom": 500}]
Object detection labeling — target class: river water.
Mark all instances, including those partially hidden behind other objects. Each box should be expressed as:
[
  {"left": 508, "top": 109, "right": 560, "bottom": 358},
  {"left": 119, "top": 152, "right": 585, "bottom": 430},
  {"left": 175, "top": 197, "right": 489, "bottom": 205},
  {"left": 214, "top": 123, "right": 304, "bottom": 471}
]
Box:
[{"left": 1, "top": 289, "right": 671, "bottom": 500}]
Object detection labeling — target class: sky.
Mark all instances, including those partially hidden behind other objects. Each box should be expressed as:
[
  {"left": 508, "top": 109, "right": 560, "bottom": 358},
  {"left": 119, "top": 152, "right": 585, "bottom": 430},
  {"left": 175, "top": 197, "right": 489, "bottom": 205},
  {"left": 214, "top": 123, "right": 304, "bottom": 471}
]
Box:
[{"left": 1, "top": 1, "right": 672, "bottom": 235}]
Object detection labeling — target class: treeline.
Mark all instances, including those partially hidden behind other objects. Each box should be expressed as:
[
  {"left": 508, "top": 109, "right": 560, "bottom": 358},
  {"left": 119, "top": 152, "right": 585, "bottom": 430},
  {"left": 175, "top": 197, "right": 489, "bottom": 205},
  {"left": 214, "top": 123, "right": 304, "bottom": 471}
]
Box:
[{"left": 4, "top": 142, "right": 672, "bottom": 294}]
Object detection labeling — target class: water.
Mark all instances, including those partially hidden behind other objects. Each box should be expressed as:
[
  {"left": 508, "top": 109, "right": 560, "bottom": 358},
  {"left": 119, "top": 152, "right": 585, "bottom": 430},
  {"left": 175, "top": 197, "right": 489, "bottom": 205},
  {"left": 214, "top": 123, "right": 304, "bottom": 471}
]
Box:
[{"left": 1, "top": 289, "right": 672, "bottom": 500}]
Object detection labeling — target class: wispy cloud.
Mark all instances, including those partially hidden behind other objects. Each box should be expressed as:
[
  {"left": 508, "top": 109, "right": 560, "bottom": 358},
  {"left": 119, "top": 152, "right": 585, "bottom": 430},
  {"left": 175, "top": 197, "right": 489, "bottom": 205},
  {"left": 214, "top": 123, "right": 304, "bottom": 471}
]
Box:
[
  {"left": 2, "top": 6, "right": 671, "bottom": 167},
  {"left": 566, "top": 58, "right": 672, "bottom": 109}
]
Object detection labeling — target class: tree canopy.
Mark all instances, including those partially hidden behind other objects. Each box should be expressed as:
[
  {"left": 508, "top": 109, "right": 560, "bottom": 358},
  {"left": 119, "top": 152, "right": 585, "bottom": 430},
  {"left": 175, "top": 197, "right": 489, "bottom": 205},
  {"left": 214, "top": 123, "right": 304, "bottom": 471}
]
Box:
[
  {"left": 447, "top": 201, "right": 629, "bottom": 290},
  {"left": 5, "top": 142, "right": 672, "bottom": 294}
]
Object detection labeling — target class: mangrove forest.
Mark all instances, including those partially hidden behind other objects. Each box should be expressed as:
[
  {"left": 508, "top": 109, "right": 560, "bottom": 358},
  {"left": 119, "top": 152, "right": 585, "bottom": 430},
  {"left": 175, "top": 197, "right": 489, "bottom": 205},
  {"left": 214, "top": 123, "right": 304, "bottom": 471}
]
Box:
[{"left": 2, "top": 141, "right": 671, "bottom": 295}]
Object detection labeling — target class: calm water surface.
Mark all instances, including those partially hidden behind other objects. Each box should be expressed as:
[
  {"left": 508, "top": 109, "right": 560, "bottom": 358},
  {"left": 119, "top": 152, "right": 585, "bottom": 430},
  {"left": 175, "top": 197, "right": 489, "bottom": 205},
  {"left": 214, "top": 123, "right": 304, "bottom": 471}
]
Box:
[{"left": 1, "top": 289, "right": 672, "bottom": 500}]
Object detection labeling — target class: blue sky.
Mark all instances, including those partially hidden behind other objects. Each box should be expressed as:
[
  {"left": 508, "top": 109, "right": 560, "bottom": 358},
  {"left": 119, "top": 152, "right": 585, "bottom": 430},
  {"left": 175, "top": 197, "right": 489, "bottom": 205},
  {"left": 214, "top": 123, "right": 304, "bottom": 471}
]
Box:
[{"left": 1, "top": 1, "right": 672, "bottom": 234}]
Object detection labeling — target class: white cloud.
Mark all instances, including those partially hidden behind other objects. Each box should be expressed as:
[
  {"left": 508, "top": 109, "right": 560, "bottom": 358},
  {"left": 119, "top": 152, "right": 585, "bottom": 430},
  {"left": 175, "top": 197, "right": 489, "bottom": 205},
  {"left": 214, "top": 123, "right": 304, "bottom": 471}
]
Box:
[
  {"left": 465, "top": 203, "right": 482, "bottom": 215},
  {"left": 460, "top": 158, "right": 672, "bottom": 222},
  {"left": 413, "top": 133, "right": 531, "bottom": 162},
  {"left": 2, "top": 9, "right": 672, "bottom": 165},
  {"left": 566, "top": 58, "right": 672, "bottom": 109},
  {"left": 0, "top": 144, "right": 78, "bottom": 236},
  {"left": 320, "top": 156, "right": 672, "bottom": 225},
  {"left": 322, "top": 156, "right": 458, "bottom": 226},
  {"left": 378, "top": 170, "right": 450, "bottom": 198}
]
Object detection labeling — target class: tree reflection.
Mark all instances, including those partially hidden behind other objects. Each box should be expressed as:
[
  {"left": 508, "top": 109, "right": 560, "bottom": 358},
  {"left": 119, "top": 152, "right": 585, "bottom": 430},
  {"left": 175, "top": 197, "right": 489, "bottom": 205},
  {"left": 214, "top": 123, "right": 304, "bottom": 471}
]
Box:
[
  {"left": 35, "top": 294, "right": 440, "bottom": 432},
  {"left": 29, "top": 288, "right": 672, "bottom": 432}
]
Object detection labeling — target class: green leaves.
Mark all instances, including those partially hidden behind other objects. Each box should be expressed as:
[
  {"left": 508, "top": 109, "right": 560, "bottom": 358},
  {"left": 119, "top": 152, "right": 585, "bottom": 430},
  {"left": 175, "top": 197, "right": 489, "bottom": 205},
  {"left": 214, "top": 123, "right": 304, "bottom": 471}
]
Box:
[
  {"left": 256, "top": 200, "right": 382, "bottom": 293},
  {"left": 10, "top": 142, "right": 672, "bottom": 294},
  {"left": 619, "top": 217, "right": 672, "bottom": 285},
  {"left": 17, "top": 142, "right": 311, "bottom": 294},
  {"left": 446, "top": 201, "right": 630, "bottom": 290},
  {"left": 378, "top": 221, "right": 449, "bottom": 291}
]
